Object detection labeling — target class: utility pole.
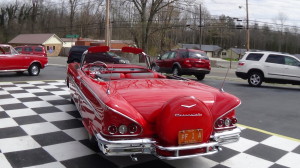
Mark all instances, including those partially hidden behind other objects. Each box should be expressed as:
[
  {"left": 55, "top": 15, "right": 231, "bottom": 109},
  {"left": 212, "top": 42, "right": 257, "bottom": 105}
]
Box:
[
  {"left": 105, "top": 0, "right": 111, "bottom": 47},
  {"left": 246, "top": 0, "right": 250, "bottom": 51},
  {"left": 199, "top": 4, "right": 202, "bottom": 50}
]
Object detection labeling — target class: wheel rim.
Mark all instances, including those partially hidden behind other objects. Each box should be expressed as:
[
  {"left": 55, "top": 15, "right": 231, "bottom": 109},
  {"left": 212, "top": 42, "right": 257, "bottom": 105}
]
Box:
[
  {"left": 31, "top": 65, "right": 39, "bottom": 75},
  {"left": 173, "top": 68, "right": 178, "bottom": 75},
  {"left": 250, "top": 74, "right": 260, "bottom": 85}
]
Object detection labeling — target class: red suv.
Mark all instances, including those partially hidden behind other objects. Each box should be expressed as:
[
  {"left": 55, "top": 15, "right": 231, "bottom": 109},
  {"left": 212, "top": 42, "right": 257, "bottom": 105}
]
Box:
[
  {"left": 15, "top": 45, "right": 47, "bottom": 57},
  {"left": 151, "top": 49, "right": 211, "bottom": 80}
]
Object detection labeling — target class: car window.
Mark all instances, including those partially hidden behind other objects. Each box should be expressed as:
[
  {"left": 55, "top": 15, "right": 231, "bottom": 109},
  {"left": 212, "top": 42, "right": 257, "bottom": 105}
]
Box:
[
  {"left": 189, "top": 51, "right": 209, "bottom": 60},
  {"left": 161, "top": 52, "right": 170, "bottom": 60},
  {"left": 84, "top": 53, "right": 107, "bottom": 63},
  {"left": 167, "top": 52, "right": 176, "bottom": 59},
  {"left": 35, "top": 47, "right": 43, "bottom": 52},
  {"left": 265, "top": 55, "right": 285, "bottom": 64},
  {"left": 179, "top": 50, "right": 188, "bottom": 58},
  {"left": 24, "top": 47, "right": 33, "bottom": 52},
  {"left": 15, "top": 47, "right": 23, "bottom": 52},
  {"left": 246, "top": 53, "right": 263, "bottom": 61},
  {"left": 284, "top": 56, "right": 300, "bottom": 66}
]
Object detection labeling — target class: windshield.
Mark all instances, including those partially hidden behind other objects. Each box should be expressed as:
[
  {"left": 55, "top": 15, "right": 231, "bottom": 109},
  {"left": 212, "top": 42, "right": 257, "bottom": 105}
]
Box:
[
  {"left": 0, "top": 46, "right": 19, "bottom": 55},
  {"left": 82, "top": 47, "right": 145, "bottom": 66},
  {"left": 189, "top": 51, "right": 209, "bottom": 60}
]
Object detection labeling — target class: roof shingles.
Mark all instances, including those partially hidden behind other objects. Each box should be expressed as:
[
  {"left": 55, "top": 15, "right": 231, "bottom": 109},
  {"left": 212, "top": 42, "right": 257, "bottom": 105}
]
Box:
[{"left": 8, "top": 34, "right": 61, "bottom": 45}]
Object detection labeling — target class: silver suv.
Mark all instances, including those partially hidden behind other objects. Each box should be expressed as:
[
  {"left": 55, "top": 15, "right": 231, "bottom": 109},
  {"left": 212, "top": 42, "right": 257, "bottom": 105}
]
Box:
[{"left": 236, "top": 52, "right": 300, "bottom": 87}]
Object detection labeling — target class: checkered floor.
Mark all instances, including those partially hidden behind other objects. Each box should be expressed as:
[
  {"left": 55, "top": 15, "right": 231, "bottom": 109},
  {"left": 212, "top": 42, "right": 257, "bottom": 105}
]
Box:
[{"left": 0, "top": 80, "right": 300, "bottom": 168}]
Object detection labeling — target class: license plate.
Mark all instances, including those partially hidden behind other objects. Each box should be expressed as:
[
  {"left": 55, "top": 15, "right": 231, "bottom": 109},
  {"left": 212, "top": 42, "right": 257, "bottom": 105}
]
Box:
[{"left": 178, "top": 129, "right": 203, "bottom": 145}]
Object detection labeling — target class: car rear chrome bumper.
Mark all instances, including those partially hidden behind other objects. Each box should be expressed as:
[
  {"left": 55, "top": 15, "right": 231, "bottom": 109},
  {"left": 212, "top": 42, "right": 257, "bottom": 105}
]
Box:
[{"left": 95, "top": 127, "right": 241, "bottom": 160}]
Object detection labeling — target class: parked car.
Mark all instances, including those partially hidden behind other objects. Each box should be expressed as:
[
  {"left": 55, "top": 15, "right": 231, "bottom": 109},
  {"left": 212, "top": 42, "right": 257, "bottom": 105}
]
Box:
[
  {"left": 0, "top": 44, "right": 48, "bottom": 76},
  {"left": 67, "top": 45, "right": 91, "bottom": 63},
  {"left": 151, "top": 48, "right": 211, "bottom": 80},
  {"left": 66, "top": 46, "right": 241, "bottom": 161},
  {"left": 236, "top": 51, "right": 300, "bottom": 86},
  {"left": 14, "top": 45, "right": 47, "bottom": 57},
  {"left": 82, "top": 49, "right": 130, "bottom": 64}
]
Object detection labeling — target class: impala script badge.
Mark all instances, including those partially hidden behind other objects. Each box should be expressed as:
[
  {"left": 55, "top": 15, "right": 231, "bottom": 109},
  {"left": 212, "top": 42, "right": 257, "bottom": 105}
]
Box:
[{"left": 175, "top": 113, "right": 202, "bottom": 117}]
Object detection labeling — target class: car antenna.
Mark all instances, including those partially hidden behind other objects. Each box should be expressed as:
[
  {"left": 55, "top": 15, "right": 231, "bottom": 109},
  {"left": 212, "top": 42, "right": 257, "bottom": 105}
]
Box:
[
  {"left": 106, "top": 56, "right": 112, "bottom": 95},
  {"left": 220, "top": 65, "right": 231, "bottom": 92}
]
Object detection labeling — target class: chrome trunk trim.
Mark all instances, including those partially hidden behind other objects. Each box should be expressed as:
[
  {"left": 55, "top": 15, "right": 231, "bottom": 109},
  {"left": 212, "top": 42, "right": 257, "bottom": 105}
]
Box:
[{"left": 95, "top": 127, "right": 241, "bottom": 159}]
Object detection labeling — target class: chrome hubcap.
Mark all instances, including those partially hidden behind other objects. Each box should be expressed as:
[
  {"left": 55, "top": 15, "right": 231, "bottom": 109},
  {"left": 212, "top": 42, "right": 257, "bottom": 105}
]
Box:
[
  {"left": 31, "top": 66, "right": 39, "bottom": 75},
  {"left": 173, "top": 68, "right": 178, "bottom": 75},
  {"left": 250, "top": 74, "right": 260, "bottom": 85}
]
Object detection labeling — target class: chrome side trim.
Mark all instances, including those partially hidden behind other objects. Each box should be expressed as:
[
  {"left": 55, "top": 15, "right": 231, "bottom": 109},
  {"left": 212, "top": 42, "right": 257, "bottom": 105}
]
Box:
[
  {"left": 213, "top": 101, "right": 242, "bottom": 130},
  {"left": 0, "top": 69, "right": 27, "bottom": 72},
  {"left": 68, "top": 75, "right": 96, "bottom": 118},
  {"left": 79, "top": 77, "right": 143, "bottom": 137}
]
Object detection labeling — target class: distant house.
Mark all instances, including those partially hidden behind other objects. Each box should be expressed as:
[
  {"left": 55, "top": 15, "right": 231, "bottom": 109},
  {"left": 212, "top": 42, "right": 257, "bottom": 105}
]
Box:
[
  {"left": 9, "top": 34, "right": 64, "bottom": 56},
  {"left": 61, "top": 38, "right": 76, "bottom": 47},
  {"left": 221, "top": 48, "right": 247, "bottom": 60},
  {"left": 179, "top": 44, "right": 222, "bottom": 58}
]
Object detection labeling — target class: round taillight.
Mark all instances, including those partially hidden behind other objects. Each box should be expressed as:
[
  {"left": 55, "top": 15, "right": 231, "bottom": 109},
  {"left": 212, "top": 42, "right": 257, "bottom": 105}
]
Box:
[
  {"left": 231, "top": 117, "right": 238, "bottom": 124},
  {"left": 224, "top": 118, "right": 231, "bottom": 127},
  {"left": 216, "top": 119, "right": 224, "bottom": 127},
  {"left": 118, "top": 125, "right": 127, "bottom": 134},
  {"left": 128, "top": 124, "right": 138, "bottom": 134},
  {"left": 108, "top": 125, "right": 117, "bottom": 134}
]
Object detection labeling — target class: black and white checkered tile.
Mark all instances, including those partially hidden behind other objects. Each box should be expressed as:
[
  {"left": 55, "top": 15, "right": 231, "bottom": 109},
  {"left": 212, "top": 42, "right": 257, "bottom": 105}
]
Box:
[{"left": 0, "top": 80, "right": 300, "bottom": 168}]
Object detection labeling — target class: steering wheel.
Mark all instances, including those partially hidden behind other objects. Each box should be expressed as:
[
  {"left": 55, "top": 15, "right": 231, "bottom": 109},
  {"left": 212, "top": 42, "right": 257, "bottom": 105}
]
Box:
[{"left": 91, "top": 61, "right": 109, "bottom": 73}]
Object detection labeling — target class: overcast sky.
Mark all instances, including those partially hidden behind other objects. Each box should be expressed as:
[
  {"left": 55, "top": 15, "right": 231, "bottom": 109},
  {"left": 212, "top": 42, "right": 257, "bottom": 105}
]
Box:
[{"left": 201, "top": 0, "right": 300, "bottom": 28}]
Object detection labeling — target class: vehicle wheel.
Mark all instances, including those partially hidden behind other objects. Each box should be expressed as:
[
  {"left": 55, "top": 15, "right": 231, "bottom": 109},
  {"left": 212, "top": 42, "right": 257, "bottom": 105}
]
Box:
[
  {"left": 195, "top": 74, "right": 205, "bottom": 80},
  {"left": 248, "top": 71, "right": 263, "bottom": 87},
  {"left": 88, "top": 133, "right": 100, "bottom": 151},
  {"left": 28, "top": 64, "right": 40, "bottom": 76},
  {"left": 172, "top": 66, "right": 181, "bottom": 76}
]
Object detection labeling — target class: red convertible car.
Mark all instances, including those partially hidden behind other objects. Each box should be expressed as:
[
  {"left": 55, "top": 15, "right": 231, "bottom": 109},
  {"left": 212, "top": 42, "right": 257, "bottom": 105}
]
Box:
[
  {"left": 66, "top": 46, "right": 241, "bottom": 161},
  {"left": 0, "top": 44, "right": 48, "bottom": 76}
]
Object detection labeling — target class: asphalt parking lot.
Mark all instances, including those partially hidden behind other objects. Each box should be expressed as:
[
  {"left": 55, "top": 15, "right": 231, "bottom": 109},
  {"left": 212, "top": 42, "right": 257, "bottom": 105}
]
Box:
[{"left": 0, "top": 57, "right": 300, "bottom": 167}]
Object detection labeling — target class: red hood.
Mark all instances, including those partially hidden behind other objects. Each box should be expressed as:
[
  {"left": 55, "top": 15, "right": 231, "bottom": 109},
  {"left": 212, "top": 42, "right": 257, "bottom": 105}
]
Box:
[{"left": 110, "top": 79, "right": 237, "bottom": 123}]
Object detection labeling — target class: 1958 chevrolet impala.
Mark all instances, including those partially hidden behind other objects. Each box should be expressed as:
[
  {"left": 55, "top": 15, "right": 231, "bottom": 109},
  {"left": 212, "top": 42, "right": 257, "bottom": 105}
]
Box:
[{"left": 66, "top": 46, "right": 241, "bottom": 161}]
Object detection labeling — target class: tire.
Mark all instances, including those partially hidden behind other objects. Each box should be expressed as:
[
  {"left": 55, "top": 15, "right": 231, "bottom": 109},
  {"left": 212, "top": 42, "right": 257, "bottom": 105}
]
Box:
[
  {"left": 195, "top": 74, "right": 205, "bottom": 80},
  {"left": 248, "top": 71, "right": 263, "bottom": 87},
  {"left": 28, "top": 64, "right": 40, "bottom": 76},
  {"left": 88, "top": 133, "right": 100, "bottom": 151},
  {"left": 172, "top": 66, "right": 181, "bottom": 76}
]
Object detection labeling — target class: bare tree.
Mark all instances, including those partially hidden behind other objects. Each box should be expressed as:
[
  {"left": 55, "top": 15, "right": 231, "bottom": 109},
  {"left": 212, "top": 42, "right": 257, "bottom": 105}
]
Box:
[
  {"left": 128, "top": 0, "right": 180, "bottom": 52},
  {"left": 69, "top": 0, "right": 78, "bottom": 34}
]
